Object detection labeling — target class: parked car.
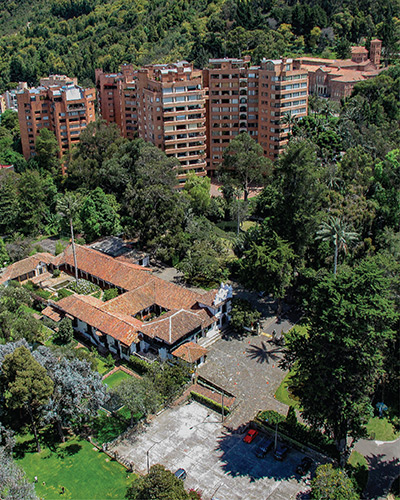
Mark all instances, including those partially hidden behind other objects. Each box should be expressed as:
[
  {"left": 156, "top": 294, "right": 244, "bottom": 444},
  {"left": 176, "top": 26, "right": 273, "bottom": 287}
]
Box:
[
  {"left": 174, "top": 468, "right": 187, "bottom": 480},
  {"left": 255, "top": 439, "right": 274, "bottom": 458},
  {"left": 296, "top": 457, "right": 313, "bottom": 475},
  {"left": 243, "top": 429, "right": 259, "bottom": 443},
  {"left": 274, "top": 443, "right": 289, "bottom": 460}
]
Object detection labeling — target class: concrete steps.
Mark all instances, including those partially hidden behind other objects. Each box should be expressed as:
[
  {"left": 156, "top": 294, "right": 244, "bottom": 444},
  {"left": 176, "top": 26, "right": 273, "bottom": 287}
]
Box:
[{"left": 198, "top": 330, "right": 222, "bottom": 349}]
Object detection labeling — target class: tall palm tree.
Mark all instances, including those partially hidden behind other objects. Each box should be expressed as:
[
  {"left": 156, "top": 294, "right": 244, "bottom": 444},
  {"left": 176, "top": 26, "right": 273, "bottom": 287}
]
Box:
[
  {"left": 316, "top": 216, "right": 358, "bottom": 275},
  {"left": 57, "top": 192, "right": 81, "bottom": 284}
]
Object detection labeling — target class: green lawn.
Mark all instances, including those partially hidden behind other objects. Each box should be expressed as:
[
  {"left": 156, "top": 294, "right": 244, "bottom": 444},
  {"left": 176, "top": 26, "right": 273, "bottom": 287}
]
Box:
[
  {"left": 75, "top": 347, "right": 113, "bottom": 376},
  {"left": 103, "top": 370, "right": 132, "bottom": 390},
  {"left": 15, "top": 433, "right": 135, "bottom": 500},
  {"left": 97, "top": 356, "right": 112, "bottom": 376},
  {"left": 348, "top": 450, "right": 369, "bottom": 493},
  {"left": 91, "top": 411, "right": 129, "bottom": 445},
  {"left": 366, "top": 416, "right": 400, "bottom": 441},
  {"left": 274, "top": 371, "right": 300, "bottom": 408}
]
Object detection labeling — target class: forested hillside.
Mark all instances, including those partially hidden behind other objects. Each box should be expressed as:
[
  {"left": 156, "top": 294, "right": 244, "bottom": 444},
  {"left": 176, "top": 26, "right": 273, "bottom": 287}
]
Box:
[{"left": 0, "top": 0, "right": 399, "bottom": 91}]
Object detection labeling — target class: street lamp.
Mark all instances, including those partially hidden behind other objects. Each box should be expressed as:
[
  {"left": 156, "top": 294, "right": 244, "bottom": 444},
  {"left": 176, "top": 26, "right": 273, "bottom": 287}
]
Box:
[{"left": 146, "top": 441, "right": 160, "bottom": 474}]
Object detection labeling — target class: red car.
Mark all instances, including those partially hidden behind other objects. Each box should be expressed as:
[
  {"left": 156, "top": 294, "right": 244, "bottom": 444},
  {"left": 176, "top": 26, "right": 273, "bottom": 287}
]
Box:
[{"left": 243, "top": 429, "right": 259, "bottom": 443}]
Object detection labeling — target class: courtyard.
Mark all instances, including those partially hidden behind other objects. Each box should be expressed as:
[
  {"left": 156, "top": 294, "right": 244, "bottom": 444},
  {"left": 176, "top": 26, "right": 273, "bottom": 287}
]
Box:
[
  {"left": 197, "top": 333, "right": 290, "bottom": 426},
  {"left": 114, "top": 401, "right": 311, "bottom": 500}
]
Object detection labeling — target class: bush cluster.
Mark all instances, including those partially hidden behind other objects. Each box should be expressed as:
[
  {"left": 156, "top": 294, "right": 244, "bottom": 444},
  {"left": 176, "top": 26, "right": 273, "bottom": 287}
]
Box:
[
  {"left": 191, "top": 391, "right": 230, "bottom": 415},
  {"left": 68, "top": 279, "right": 100, "bottom": 295},
  {"left": 258, "top": 409, "right": 336, "bottom": 456}
]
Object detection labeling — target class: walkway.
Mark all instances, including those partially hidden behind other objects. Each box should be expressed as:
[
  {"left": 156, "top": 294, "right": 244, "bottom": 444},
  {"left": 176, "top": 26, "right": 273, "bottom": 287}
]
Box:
[{"left": 355, "top": 437, "right": 400, "bottom": 499}]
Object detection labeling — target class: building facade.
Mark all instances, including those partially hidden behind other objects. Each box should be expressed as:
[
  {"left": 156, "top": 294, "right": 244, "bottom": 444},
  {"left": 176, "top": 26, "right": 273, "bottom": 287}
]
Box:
[
  {"left": 204, "top": 57, "right": 308, "bottom": 173},
  {"left": 17, "top": 77, "right": 96, "bottom": 160},
  {"left": 97, "top": 62, "right": 207, "bottom": 185},
  {"left": 296, "top": 39, "right": 382, "bottom": 101},
  {"left": 95, "top": 65, "right": 138, "bottom": 140}
]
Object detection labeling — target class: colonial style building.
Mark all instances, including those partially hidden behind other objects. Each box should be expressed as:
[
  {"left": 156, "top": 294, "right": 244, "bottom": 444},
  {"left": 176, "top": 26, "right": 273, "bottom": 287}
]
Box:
[
  {"left": 0, "top": 245, "right": 232, "bottom": 365},
  {"left": 295, "top": 39, "right": 383, "bottom": 101}
]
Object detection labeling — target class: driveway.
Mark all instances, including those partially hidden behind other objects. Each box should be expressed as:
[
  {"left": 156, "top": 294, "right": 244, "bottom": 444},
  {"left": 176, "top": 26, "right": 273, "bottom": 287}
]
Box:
[
  {"left": 355, "top": 438, "right": 400, "bottom": 499},
  {"left": 113, "top": 401, "right": 312, "bottom": 500},
  {"left": 197, "top": 334, "right": 290, "bottom": 427}
]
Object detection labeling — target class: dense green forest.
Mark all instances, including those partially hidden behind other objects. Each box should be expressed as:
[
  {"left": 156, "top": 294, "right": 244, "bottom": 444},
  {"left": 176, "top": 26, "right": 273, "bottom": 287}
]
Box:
[{"left": 0, "top": 0, "right": 399, "bottom": 91}]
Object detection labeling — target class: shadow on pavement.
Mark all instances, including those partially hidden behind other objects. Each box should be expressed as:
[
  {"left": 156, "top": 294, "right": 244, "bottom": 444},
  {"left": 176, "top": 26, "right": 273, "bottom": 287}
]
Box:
[
  {"left": 215, "top": 426, "right": 299, "bottom": 482},
  {"left": 246, "top": 340, "right": 284, "bottom": 364},
  {"left": 364, "top": 453, "right": 400, "bottom": 499}
]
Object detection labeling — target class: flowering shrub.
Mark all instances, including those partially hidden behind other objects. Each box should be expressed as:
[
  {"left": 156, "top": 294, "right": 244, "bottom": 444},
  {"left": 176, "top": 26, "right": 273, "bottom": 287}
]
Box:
[{"left": 68, "top": 279, "right": 100, "bottom": 295}]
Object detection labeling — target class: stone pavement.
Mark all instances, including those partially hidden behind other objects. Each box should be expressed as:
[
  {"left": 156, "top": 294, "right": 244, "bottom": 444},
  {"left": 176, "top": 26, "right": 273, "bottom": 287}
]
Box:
[
  {"left": 112, "top": 401, "right": 311, "bottom": 500},
  {"left": 197, "top": 332, "right": 292, "bottom": 428}
]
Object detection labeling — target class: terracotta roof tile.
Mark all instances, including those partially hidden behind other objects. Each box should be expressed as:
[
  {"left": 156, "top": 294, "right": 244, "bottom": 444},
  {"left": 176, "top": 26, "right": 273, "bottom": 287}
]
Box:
[
  {"left": 102, "top": 277, "right": 203, "bottom": 315},
  {"left": 172, "top": 342, "right": 208, "bottom": 363},
  {"left": 57, "top": 294, "right": 141, "bottom": 346},
  {"left": 0, "top": 253, "right": 54, "bottom": 285},
  {"left": 54, "top": 245, "right": 152, "bottom": 291},
  {"left": 141, "top": 308, "right": 216, "bottom": 345},
  {"left": 42, "top": 305, "right": 63, "bottom": 323}
]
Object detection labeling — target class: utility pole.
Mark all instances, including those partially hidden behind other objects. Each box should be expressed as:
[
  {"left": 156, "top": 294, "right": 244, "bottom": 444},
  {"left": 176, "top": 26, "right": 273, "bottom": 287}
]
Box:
[{"left": 146, "top": 442, "right": 159, "bottom": 474}]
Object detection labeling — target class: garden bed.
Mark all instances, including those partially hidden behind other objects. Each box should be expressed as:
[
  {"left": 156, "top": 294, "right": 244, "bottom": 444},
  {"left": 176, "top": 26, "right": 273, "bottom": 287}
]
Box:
[{"left": 68, "top": 279, "right": 101, "bottom": 295}]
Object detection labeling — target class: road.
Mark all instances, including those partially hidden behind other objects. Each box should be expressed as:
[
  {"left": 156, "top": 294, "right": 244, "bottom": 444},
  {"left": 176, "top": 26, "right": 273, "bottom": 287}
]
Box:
[{"left": 355, "top": 437, "right": 400, "bottom": 499}]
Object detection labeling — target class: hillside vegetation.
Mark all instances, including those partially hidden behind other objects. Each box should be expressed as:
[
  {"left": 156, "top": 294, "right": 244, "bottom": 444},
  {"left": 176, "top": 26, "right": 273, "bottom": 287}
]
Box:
[{"left": 0, "top": 0, "right": 399, "bottom": 91}]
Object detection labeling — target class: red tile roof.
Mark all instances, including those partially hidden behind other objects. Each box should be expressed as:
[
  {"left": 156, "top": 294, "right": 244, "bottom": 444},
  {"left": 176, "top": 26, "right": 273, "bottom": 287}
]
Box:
[
  {"left": 103, "top": 276, "right": 206, "bottom": 315},
  {"left": 172, "top": 342, "right": 208, "bottom": 363},
  {"left": 141, "top": 308, "right": 215, "bottom": 345},
  {"left": 54, "top": 244, "right": 152, "bottom": 290},
  {"left": 56, "top": 294, "right": 141, "bottom": 346},
  {"left": 0, "top": 253, "right": 54, "bottom": 285},
  {"left": 351, "top": 46, "right": 368, "bottom": 54},
  {"left": 42, "top": 305, "right": 63, "bottom": 323}
]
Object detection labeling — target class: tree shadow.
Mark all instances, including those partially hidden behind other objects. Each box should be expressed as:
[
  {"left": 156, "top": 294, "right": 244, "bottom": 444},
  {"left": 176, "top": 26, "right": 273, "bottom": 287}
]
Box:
[
  {"left": 13, "top": 437, "right": 37, "bottom": 459},
  {"left": 246, "top": 341, "right": 284, "bottom": 364},
  {"left": 363, "top": 453, "right": 400, "bottom": 499},
  {"left": 215, "top": 425, "right": 299, "bottom": 482},
  {"left": 57, "top": 443, "right": 82, "bottom": 458}
]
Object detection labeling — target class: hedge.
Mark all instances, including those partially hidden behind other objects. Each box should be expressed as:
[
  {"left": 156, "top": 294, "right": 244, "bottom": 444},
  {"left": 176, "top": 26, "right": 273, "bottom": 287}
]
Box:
[
  {"left": 257, "top": 409, "right": 336, "bottom": 457},
  {"left": 129, "top": 355, "right": 152, "bottom": 375},
  {"left": 191, "top": 391, "right": 230, "bottom": 415}
]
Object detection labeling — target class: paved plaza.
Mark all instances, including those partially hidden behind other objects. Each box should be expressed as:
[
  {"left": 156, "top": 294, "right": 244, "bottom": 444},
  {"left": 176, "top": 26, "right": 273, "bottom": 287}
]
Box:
[
  {"left": 114, "top": 401, "right": 311, "bottom": 500},
  {"left": 197, "top": 333, "right": 290, "bottom": 427}
]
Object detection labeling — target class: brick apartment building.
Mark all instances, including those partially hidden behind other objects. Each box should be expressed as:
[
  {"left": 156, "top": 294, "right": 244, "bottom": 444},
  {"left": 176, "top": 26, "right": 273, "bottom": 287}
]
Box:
[
  {"left": 95, "top": 65, "right": 138, "bottom": 140},
  {"left": 96, "top": 62, "right": 207, "bottom": 185},
  {"left": 204, "top": 56, "right": 308, "bottom": 173},
  {"left": 17, "top": 76, "right": 96, "bottom": 160},
  {"left": 97, "top": 58, "right": 308, "bottom": 178},
  {"left": 296, "top": 39, "right": 382, "bottom": 101}
]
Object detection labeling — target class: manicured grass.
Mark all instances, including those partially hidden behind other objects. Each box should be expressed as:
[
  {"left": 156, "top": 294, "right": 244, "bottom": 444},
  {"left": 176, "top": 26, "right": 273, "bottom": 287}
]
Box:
[
  {"left": 103, "top": 370, "right": 132, "bottom": 390},
  {"left": 91, "top": 411, "right": 128, "bottom": 444},
  {"left": 97, "top": 356, "right": 113, "bottom": 376},
  {"left": 348, "top": 450, "right": 367, "bottom": 468},
  {"left": 366, "top": 416, "right": 400, "bottom": 441},
  {"left": 15, "top": 433, "right": 135, "bottom": 499},
  {"left": 274, "top": 371, "right": 300, "bottom": 408},
  {"left": 348, "top": 450, "right": 369, "bottom": 493},
  {"left": 75, "top": 347, "right": 113, "bottom": 376}
]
